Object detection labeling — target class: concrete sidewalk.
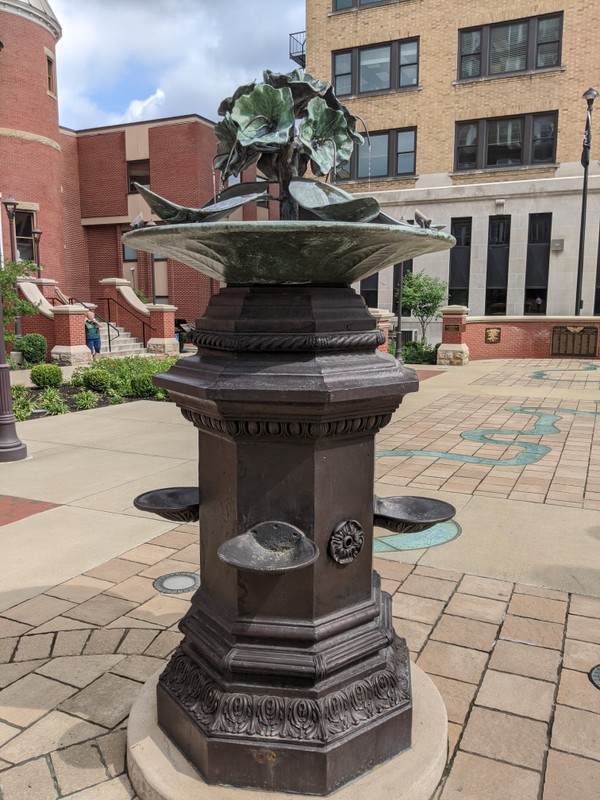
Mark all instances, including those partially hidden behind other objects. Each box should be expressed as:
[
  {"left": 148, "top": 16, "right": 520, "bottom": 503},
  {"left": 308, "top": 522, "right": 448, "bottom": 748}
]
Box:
[{"left": 0, "top": 357, "right": 598, "bottom": 799}]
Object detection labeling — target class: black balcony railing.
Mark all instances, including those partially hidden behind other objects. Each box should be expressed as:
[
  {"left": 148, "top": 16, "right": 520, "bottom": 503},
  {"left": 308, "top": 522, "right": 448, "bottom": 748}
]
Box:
[{"left": 289, "top": 31, "right": 306, "bottom": 68}]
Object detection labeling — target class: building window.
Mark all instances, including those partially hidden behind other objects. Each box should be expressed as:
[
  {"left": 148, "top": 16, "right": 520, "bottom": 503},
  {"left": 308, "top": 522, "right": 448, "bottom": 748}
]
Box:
[
  {"left": 455, "top": 112, "right": 557, "bottom": 171},
  {"left": 333, "top": 38, "right": 419, "bottom": 96},
  {"left": 122, "top": 243, "right": 138, "bottom": 262},
  {"left": 392, "top": 261, "right": 413, "bottom": 316},
  {"left": 15, "top": 211, "right": 35, "bottom": 261},
  {"left": 448, "top": 218, "right": 472, "bottom": 307},
  {"left": 524, "top": 213, "right": 551, "bottom": 314},
  {"left": 485, "top": 216, "right": 511, "bottom": 315},
  {"left": 127, "top": 160, "right": 150, "bottom": 193},
  {"left": 333, "top": 0, "right": 391, "bottom": 9},
  {"left": 360, "top": 272, "right": 378, "bottom": 308},
  {"left": 458, "top": 14, "right": 562, "bottom": 80},
  {"left": 338, "top": 128, "right": 416, "bottom": 180},
  {"left": 46, "top": 55, "right": 56, "bottom": 95}
]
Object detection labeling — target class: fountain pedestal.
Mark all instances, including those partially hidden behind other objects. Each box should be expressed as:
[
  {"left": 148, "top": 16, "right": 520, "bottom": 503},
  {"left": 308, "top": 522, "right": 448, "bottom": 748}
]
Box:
[{"left": 149, "top": 285, "right": 422, "bottom": 794}]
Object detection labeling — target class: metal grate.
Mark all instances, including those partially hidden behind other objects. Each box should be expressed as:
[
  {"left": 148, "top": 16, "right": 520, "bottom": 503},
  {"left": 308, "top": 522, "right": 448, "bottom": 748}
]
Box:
[{"left": 551, "top": 326, "right": 598, "bottom": 357}]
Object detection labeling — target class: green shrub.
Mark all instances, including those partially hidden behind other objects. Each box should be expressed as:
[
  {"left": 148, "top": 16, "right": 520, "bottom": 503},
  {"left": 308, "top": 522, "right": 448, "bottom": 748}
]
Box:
[
  {"left": 70, "top": 368, "right": 86, "bottom": 387},
  {"left": 37, "top": 387, "right": 69, "bottom": 415},
  {"left": 130, "top": 374, "right": 155, "bottom": 397},
  {"left": 107, "top": 390, "right": 125, "bottom": 405},
  {"left": 11, "top": 385, "right": 36, "bottom": 421},
  {"left": 400, "top": 341, "right": 440, "bottom": 365},
  {"left": 82, "top": 368, "right": 112, "bottom": 393},
  {"left": 73, "top": 389, "right": 100, "bottom": 410},
  {"left": 30, "top": 363, "right": 63, "bottom": 388},
  {"left": 19, "top": 333, "right": 47, "bottom": 365}
]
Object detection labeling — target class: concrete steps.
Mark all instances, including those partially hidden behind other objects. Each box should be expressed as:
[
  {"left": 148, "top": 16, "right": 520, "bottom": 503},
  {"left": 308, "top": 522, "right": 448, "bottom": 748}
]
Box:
[{"left": 96, "top": 322, "right": 147, "bottom": 358}]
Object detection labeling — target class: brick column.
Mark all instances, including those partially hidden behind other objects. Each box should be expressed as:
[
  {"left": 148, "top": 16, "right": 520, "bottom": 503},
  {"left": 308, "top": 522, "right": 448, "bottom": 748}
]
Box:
[
  {"left": 437, "top": 305, "right": 469, "bottom": 366},
  {"left": 50, "top": 304, "right": 95, "bottom": 365},
  {"left": 369, "top": 308, "right": 393, "bottom": 353},
  {"left": 25, "top": 277, "right": 60, "bottom": 302},
  {"left": 99, "top": 277, "right": 130, "bottom": 326},
  {"left": 146, "top": 304, "right": 179, "bottom": 355}
]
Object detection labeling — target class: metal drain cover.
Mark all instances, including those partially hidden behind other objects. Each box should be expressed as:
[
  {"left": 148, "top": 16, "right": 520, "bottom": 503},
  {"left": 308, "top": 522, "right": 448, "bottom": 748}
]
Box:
[
  {"left": 589, "top": 665, "right": 600, "bottom": 690},
  {"left": 153, "top": 572, "right": 200, "bottom": 595}
]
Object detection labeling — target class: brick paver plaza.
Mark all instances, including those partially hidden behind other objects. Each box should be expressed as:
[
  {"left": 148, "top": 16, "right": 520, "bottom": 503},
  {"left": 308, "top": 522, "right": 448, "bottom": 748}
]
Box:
[{"left": 0, "top": 358, "right": 599, "bottom": 799}]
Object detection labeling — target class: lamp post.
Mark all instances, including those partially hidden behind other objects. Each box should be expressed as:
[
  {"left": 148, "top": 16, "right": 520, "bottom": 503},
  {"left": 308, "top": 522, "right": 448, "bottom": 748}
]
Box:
[
  {"left": 32, "top": 228, "right": 43, "bottom": 278},
  {"left": 2, "top": 196, "right": 22, "bottom": 339},
  {"left": 0, "top": 199, "right": 27, "bottom": 461},
  {"left": 575, "top": 87, "right": 598, "bottom": 316},
  {"left": 394, "top": 262, "right": 404, "bottom": 360}
]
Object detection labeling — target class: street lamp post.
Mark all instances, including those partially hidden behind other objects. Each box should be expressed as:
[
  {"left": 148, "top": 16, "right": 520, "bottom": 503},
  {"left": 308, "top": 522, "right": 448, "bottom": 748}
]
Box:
[
  {"left": 2, "top": 196, "right": 22, "bottom": 339},
  {"left": 0, "top": 199, "right": 27, "bottom": 461},
  {"left": 32, "top": 228, "right": 43, "bottom": 278},
  {"left": 575, "top": 87, "right": 598, "bottom": 316}
]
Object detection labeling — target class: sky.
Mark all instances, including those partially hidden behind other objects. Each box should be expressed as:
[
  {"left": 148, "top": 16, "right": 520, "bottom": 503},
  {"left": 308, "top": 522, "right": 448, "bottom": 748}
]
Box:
[{"left": 52, "top": 0, "right": 306, "bottom": 130}]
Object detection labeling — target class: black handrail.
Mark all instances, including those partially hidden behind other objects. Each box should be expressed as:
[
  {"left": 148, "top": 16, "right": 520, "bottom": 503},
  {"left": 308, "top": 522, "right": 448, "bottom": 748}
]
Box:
[
  {"left": 68, "top": 296, "right": 121, "bottom": 354},
  {"left": 99, "top": 296, "right": 154, "bottom": 348}
]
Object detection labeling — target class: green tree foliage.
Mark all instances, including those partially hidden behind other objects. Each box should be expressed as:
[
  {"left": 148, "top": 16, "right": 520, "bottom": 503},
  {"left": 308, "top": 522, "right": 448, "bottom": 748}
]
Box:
[
  {"left": 400, "top": 270, "right": 447, "bottom": 344},
  {"left": 0, "top": 260, "right": 42, "bottom": 346}
]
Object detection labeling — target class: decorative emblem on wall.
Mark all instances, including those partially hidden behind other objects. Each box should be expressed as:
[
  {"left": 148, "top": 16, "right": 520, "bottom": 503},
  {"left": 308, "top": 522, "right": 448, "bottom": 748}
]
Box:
[
  {"left": 328, "top": 520, "right": 364, "bottom": 564},
  {"left": 485, "top": 327, "right": 501, "bottom": 344}
]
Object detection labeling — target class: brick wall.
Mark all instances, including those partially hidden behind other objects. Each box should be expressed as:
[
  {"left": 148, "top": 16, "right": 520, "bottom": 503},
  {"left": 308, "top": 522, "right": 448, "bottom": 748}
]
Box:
[
  {"left": 78, "top": 131, "right": 128, "bottom": 218},
  {"left": 306, "top": 0, "right": 600, "bottom": 191},
  {"left": 459, "top": 318, "right": 600, "bottom": 359},
  {"left": 60, "top": 131, "right": 91, "bottom": 299}
]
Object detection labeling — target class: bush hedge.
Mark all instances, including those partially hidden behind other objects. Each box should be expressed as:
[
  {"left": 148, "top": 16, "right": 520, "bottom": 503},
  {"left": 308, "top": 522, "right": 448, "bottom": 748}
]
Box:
[
  {"left": 30, "top": 363, "right": 63, "bottom": 388},
  {"left": 19, "top": 333, "right": 47, "bottom": 365}
]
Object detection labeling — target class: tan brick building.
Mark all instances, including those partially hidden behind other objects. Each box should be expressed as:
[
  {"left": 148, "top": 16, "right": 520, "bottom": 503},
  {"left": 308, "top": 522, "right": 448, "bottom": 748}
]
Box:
[{"left": 305, "top": 0, "right": 600, "bottom": 336}]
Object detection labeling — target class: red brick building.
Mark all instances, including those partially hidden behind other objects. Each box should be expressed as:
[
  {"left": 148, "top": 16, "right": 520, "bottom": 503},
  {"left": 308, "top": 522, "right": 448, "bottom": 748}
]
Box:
[{"left": 0, "top": 0, "right": 244, "bottom": 323}]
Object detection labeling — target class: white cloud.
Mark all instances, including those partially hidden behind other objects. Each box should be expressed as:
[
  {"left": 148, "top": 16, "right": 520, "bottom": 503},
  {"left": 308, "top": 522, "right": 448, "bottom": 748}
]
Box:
[{"left": 51, "top": 0, "right": 306, "bottom": 129}]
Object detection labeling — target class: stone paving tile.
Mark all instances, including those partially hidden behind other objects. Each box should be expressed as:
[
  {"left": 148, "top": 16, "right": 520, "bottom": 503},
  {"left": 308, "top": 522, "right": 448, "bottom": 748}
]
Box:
[
  {"left": 566, "top": 614, "right": 600, "bottom": 645},
  {"left": 52, "top": 629, "right": 91, "bottom": 657},
  {"left": 543, "top": 749, "right": 600, "bottom": 800},
  {"left": 393, "top": 618, "right": 432, "bottom": 653},
  {"left": 562, "top": 639, "right": 600, "bottom": 672},
  {"left": 84, "top": 558, "right": 145, "bottom": 583},
  {"left": 0, "top": 673, "right": 77, "bottom": 727},
  {"left": 0, "top": 660, "right": 48, "bottom": 690},
  {"left": 488, "top": 639, "right": 561, "bottom": 682},
  {"left": 64, "top": 595, "right": 138, "bottom": 626},
  {"left": 440, "top": 752, "right": 541, "bottom": 799},
  {"left": 45, "top": 576, "right": 115, "bottom": 604},
  {"left": 500, "top": 615, "right": 565, "bottom": 650},
  {"left": 513, "top": 584, "right": 569, "bottom": 601},
  {"left": 0, "top": 638, "right": 17, "bottom": 663},
  {"left": 119, "top": 543, "right": 177, "bottom": 565},
  {"left": 126, "top": 595, "right": 191, "bottom": 628},
  {"left": 83, "top": 629, "right": 125, "bottom": 656},
  {"left": 570, "top": 594, "right": 600, "bottom": 618},
  {"left": 391, "top": 593, "right": 445, "bottom": 625},
  {"left": 149, "top": 529, "right": 198, "bottom": 549},
  {"left": 106, "top": 616, "right": 163, "bottom": 630},
  {"left": 457, "top": 575, "right": 513, "bottom": 601},
  {"left": 51, "top": 740, "right": 108, "bottom": 795},
  {"left": 444, "top": 593, "right": 507, "bottom": 624},
  {"left": 459, "top": 706, "right": 548, "bottom": 770},
  {"left": 373, "top": 560, "right": 414, "bottom": 582},
  {"left": 431, "top": 615, "right": 499, "bottom": 652},
  {"left": 96, "top": 729, "right": 127, "bottom": 778},
  {"left": 36, "top": 654, "right": 126, "bottom": 688},
  {"left": 0, "top": 619, "right": 31, "bottom": 639},
  {"left": 508, "top": 593, "right": 567, "bottom": 624},
  {"left": 104, "top": 576, "right": 157, "bottom": 604},
  {"left": 0, "top": 755, "right": 58, "bottom": 800},
  {"left": 110, "top": 654, "right": 164, "bottom": 683},
  {"left": 0, "top": 711, "right": 105, "bottom": 765},
  {"left": 13, "top": 633, "right": 54, "bottom": 662},
  {"left": 59, "top": 673, "right": 140, "bottom": 728},
  {"left": 551, "top": 704, "right": 600, "bottom": 761},
  {"left": 137, "top": 558, "right": 199, "bottom": 580},
  {"left": 0, "top": 721, "right": 19, "bottom": 748},
  {"left": 557, "top": 668, "right": 600, "bottom": 714},
  {"left": 413, "top": 565, "right": 463, "bottom": 582},
  {"left": 397, "top": 574, "right": 457, "bottom": 601},
  {"left": 116, "top": 629, "right": 158, "bottom": 655},
  {"left": 1, "top": 595, "right": 75, "bottom": 627},
  {"left": 428, "top": 674, "right": 477, "bottom": 725},
  {"left": 65, "top": 774, "right": 135, "bottom": 799},
  {"left": 476, "top": 670, "right": 555, "bottom": 721},
  {"left": 417, "top": 641, "right": 488, "bottom": 684},
  {"left": 30, "top": 616, "right": 99, "bottom": 634}
]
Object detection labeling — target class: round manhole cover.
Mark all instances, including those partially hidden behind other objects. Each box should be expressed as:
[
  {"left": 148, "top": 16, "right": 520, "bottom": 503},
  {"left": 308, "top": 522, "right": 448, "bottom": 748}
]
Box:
[
  {"left": 153, "top": 572, "right": 200, "bottom": 595},
  {"left": 589, "top": 665, "right": 600, "bottom": 690}
]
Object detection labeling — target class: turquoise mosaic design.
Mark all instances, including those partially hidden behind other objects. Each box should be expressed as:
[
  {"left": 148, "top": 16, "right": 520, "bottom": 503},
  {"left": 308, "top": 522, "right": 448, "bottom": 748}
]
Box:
[
  {"left": 529, "top": 360, "right": 599, "bottom": 383},
  {"left": 373, "top": 520, "right": 461, "bottom": 552}
]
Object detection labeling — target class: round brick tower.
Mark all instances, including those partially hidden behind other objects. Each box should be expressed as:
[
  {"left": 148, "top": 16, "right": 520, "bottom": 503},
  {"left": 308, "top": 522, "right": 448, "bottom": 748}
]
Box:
[{"left": 0, "top": 0, "right": 63, "bottom": 281}]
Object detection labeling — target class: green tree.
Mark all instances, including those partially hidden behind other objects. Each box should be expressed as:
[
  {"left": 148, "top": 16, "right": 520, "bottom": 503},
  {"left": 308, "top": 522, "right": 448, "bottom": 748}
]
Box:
[
  {"left": 400, "top": 270, "right": 447, "bottom": 344},
  {"left": 0, "top": 260, "right": 41, "bottom": 346}
]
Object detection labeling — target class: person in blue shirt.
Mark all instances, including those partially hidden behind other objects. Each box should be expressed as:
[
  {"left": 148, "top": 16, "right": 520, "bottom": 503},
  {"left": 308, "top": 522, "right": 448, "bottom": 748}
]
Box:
[{"left": 84, "top": 311, "right": 101, "bottom": 361}]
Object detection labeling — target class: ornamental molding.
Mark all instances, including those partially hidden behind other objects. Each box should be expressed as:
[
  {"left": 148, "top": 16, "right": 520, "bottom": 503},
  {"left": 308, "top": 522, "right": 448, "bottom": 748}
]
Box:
[
  {"left": 328, "top": 520, "right": 365, "bottom": 564},
  {"left": 191, "top": 330, "right": 384, "bottom": 353},
  {"left": 159, "top": 637, "right": 410, "bottom": 744}
]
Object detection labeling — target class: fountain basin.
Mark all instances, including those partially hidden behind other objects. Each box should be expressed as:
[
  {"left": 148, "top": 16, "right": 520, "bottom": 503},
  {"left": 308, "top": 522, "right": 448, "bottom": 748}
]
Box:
[
  {"left": 122, "top": 221, "right": 455, "bottom": 285},
  {"left": 373, "top": 495, "right": 456, "bottom": 533},
  {"left": 133, "top": 487, "right": 200, "bottom": 523},
  {"left": 218, "top": 521, "right": 319, "bottom": 573}
]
